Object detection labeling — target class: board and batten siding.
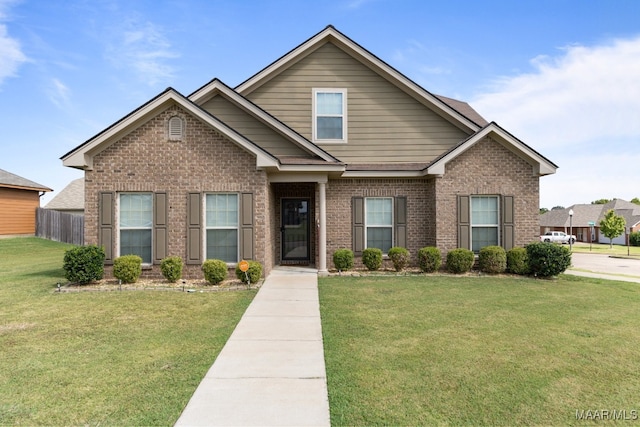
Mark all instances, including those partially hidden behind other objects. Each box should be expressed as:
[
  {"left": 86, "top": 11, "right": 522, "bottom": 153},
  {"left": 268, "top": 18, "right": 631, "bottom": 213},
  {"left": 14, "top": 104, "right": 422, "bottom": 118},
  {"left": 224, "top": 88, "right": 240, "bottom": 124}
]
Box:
[
  {"left": 244, "top": 42, "right": 470, "bottom": 164},
  {"left": 201, "top": 96, "right": 310, "bottom": 157},
  {"left": 0, "top": 187, "right": 40, "bottom": 235}
]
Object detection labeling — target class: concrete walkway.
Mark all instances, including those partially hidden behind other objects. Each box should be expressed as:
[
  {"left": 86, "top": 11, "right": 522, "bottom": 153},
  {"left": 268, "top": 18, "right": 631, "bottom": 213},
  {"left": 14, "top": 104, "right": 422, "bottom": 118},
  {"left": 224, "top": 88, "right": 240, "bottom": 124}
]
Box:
[{"left": 175, "top": 267, "right": 330, "bottom": 427}]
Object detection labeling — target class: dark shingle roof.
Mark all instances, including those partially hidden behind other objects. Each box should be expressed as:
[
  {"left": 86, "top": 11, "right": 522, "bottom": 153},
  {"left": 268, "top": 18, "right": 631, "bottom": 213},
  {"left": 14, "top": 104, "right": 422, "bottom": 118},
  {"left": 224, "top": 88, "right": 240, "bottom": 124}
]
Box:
[{"left": 0, "top": 168, "right": 52, "bottom": 192}]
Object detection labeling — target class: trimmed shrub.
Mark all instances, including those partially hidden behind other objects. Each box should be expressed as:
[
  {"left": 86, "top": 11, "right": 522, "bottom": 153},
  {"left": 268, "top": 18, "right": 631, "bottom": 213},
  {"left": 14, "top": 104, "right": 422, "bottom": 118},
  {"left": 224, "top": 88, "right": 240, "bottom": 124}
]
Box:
[
  {"left": 630, "top": 231, "right": 640, "bottom": 247},
  {"left": 526, "top": 241, "right": 571, "bottom": 278},
  {"left": 388, "top": 247, "right": 410, "bottom": 272},
  {"left": 160, "top": 256, "right": 183, "bottom": 283},
  {"left": 63, "top": 245, "right": 105, "bottom": 285},
  {"left": 417, "top": 246, "right": 441, "bottom": 273},
  {"left": 506, "top": 247, "right": 529, "bottom": 275},
  {"left": 235, "top": 261, "right": 262, "bottom": 284},
  {"left": 478, "top": 245, "right": 507, "bottom": 274},
  {"left": 362, "top": 248, "right": 383, "bottom": 271},
  {"left": 113, "top": 255, "right": 142, "bottom": 284},
  {"left": 446, "top": 248, "right": 475, "bottom": 274},
  {"left": 202, "top": 259, "right": 228, "bottom": 285},
  {"left": 333, "top": 248, "right": 354, "bottom": 272}
]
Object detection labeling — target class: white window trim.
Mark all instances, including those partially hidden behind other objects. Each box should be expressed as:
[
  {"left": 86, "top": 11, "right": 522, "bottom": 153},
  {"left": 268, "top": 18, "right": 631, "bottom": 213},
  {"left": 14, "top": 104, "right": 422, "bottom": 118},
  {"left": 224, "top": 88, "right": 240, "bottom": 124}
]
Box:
[
  {"left": 204, "top": 193, "right": 240, "bottom": 265},
  {"left": 117, "top": 192, "right": 153, "bottom": 265},
  {"left": 364, "top": 197, "right": 394, "bottom": 254},
  {"left": 470, "top": 195, "right": 500, "bottom": 251},
  {"left": 312, "top": 88, "right": 347, "bottom": 144}
]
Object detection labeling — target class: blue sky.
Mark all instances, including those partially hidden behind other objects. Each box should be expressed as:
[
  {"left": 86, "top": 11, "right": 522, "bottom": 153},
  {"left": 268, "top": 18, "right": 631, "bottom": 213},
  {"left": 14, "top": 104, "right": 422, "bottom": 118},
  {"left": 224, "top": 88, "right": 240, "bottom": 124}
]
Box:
[{"left": 1, "top": 0, "right": 639, "bottom": 209}]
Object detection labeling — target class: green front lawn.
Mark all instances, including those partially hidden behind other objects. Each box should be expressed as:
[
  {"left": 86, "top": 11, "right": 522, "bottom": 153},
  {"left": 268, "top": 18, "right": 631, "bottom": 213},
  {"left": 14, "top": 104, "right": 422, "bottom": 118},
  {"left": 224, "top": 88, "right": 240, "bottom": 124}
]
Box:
[
  {"left": 0, "top": 237, "right": 255, "bottom": 425},
  {"left": 319, "top": 274, "right": 640, "bottom": 426}
]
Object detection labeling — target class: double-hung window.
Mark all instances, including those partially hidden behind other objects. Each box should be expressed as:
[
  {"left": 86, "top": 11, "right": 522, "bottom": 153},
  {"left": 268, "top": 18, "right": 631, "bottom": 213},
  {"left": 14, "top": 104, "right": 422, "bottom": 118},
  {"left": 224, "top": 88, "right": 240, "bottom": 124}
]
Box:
[
  {"left": 471, "top": 196, "right": 499, "bottom": 252},
  {"left": 313, "top": 89, "right": 347, "bottom": 142},
  {"left": 119, "top": 193, "right": 153, "bottom": 264},
  {"left": 206, "top": 193, "right": 239, "bottom": 263},
  {"left": 365, "top": 197, "right": 393, "bottom": 253}
]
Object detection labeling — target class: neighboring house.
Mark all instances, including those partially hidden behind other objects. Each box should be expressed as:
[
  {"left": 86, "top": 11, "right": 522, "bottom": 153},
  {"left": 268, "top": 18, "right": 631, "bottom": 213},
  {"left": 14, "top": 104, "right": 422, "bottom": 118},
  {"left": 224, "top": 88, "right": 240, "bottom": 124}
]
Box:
[
  {"left": 540, "top": 199, "right": 640, "bottom": 245},
  {"left": 61, "top": 26, "right": 557, "bottom": 279},
  {"left": 44, "top": 178, "right": 85, "bottom": 216},
  {"left": 0, "top": 168, "right": 52, "bottom": 236}
]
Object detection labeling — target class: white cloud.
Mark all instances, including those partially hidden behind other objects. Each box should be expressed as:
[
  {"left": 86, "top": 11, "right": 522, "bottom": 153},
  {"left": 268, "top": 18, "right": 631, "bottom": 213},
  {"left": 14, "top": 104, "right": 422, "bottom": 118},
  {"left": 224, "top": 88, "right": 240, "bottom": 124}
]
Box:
[
  {"left": 472, "top": 36, "right": 640, "bottom": 150},
  {"left": 0, "top": 0, "right": 27, "bottom": 86},
  {"left": 48, "top": 77, "right": 70, "bottom": 108},
  {"left": 106, "top": 19, "right": 179, "bottom": 87},
  {"left": 471, "top": 35, "right": 640, "bottom": 208}
]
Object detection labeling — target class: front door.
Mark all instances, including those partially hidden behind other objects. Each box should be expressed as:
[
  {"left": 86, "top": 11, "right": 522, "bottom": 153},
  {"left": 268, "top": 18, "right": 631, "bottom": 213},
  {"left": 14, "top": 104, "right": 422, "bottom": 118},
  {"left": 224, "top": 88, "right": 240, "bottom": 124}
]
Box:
[{"left": 281, "top": 198, "right": 310, "bottom": 262}]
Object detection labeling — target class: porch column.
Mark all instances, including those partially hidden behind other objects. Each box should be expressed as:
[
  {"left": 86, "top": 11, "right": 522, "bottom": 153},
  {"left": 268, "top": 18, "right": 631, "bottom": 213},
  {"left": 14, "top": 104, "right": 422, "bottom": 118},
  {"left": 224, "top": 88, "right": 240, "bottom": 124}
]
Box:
[{"left": 318, "top": 181, "right": 328, "bottom": 275}]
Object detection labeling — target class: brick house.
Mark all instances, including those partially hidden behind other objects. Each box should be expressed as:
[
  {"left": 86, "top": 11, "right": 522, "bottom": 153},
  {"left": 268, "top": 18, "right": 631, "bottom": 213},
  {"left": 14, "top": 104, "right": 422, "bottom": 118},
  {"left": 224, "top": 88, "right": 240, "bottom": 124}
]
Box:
[{"left": 61, "top": 26, "right": 557, "bottom": 278}]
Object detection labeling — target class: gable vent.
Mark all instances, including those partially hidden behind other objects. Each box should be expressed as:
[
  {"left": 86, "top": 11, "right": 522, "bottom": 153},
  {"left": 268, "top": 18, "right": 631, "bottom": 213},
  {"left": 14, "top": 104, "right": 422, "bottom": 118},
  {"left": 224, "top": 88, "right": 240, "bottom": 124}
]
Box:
[{"left": 168, "top": 116, "right": 184, "bottom": 140}]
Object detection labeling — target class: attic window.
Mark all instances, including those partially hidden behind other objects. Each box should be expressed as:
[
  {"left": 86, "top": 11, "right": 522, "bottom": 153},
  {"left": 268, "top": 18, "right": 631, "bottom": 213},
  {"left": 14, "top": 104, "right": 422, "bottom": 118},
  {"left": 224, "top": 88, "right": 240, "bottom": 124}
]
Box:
[
  {"left": 313, "top": 88, "right": 347, "bottom": 143},
  {"left": 168, "top": 116, "right": 184, "bottom": 140}
]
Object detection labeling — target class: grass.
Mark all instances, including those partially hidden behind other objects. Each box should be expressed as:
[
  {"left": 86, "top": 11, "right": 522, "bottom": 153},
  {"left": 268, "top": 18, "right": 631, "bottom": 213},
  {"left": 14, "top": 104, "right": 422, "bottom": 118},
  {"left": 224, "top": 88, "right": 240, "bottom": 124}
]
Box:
[
  {"left": 319, "top": 274, "right": 640, "bottom": 426},
  {"left": 0, "top": 237, "right": 255, "bottom": 425},
  {"left": 571, "top": 241, "right": 640, "bottom": 257}
]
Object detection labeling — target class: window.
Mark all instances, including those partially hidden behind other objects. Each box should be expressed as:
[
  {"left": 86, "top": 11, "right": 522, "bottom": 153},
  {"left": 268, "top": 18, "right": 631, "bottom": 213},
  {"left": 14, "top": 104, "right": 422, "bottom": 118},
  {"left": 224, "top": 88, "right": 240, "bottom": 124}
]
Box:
[
  {"left": 119, "top": 193, "right": 153, "bottom": 264},
  {"left": 365, "top": 197, "right": 393, "bottom": 253},
  {"left": 471, "top": 196, "right": 499, "bottom": 252},
  {"left": 313, "top": 89, "right": 347, "bottom": 142},
  {"left": 206, "top": 193, "right": 239, "bottom": 263},
  {"left": 168, "top": 116, "right": 183, "bottom": 140}
]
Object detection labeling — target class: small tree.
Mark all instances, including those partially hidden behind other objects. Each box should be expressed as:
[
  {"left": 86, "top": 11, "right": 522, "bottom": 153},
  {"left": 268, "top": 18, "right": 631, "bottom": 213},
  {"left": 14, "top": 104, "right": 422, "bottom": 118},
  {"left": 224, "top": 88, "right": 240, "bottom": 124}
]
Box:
[
  {"left": 631, "top": 197, "right": 640, "bottom": 205},
  {"left": 599, "top": 209, "right": 626, "bottom": 248}
]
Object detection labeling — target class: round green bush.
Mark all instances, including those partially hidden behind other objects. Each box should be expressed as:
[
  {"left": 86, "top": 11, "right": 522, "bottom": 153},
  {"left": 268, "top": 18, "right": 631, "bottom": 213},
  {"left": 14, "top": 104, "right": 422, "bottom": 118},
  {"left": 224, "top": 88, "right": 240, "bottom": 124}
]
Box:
[
  {"left": 63, "top": 245, "right": 105, "bottom": 285},
  {"left": 202, "top": 259, "right": 228, "bottom": 285},
  {"left": 362, "top": 247, "right": 383, "bottom": 271},
  {"left": 446, "top": 248, "right": 475, "bottom": 274},
  {"left": 417, "top": 246, "right": 441, "bottom": 273},
  {"left": 478, "top": 245, "right": 507, "bottom": 274},
  {"left": 506, "top": 247, "right": 529, "bottom": 275},
  {"left": 160, "top": 256, "right": 183, "bottom": 283},
  {"left": 526, "top": 242, "right": 571, "bottom": 278},
  {"left": 630, "top": 231, "right": 640, "bottom": 247},
  {"left": 333, "top": 248, "right": 354, "bottom": 272},
  {"left": 387, "top": 247, "right": 410, "bottom": 272},
  {"left": 113, "top": 255, "right": 142, "bottom": 284},
  {"left": 235, "top": 261, "right": 262, "bottom": 284}
]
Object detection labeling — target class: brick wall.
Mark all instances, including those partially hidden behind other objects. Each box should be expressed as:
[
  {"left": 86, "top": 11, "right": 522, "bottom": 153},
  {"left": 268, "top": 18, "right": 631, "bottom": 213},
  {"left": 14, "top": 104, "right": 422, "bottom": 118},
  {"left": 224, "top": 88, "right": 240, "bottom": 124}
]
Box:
[
  {"left": 325, "top": 178, "right": 433, "bottom": 269},
  {"left": 434, "top": 136, "right": 540, "bottom": 253},
  {"left": 85, "top": 104, "right": 270, "bottom": 279}
]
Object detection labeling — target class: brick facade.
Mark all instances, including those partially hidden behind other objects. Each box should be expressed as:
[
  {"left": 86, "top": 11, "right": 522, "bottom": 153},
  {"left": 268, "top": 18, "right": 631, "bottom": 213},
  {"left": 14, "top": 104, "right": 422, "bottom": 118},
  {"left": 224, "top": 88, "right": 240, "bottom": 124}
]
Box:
[
  {"left": 433, "top": 136, "right": 540, "bottom": 254},
  {"left": 84, "top": 104, "right": 271, "bottom": 279}
]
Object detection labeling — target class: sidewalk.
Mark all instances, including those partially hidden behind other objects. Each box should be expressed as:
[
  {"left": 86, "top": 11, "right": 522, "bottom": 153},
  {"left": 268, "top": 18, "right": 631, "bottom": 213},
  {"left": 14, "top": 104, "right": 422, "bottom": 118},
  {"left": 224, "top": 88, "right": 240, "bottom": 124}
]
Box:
[{"left": 174, "top": 267, "right": 330, "bottom": 427}]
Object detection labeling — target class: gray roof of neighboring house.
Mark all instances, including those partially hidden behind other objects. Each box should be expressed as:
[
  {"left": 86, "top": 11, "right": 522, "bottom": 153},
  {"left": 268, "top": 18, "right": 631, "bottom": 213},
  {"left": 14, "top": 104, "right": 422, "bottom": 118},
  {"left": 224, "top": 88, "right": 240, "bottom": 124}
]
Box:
[
  {"left": 44, "top": 178, "right": 84, "bottom": 211},
  {"left": 540, "top": 199, "right": 640, "bottom": 228},
  {"left": 0, "top": 168, "right": 52, "bottom": 192}
]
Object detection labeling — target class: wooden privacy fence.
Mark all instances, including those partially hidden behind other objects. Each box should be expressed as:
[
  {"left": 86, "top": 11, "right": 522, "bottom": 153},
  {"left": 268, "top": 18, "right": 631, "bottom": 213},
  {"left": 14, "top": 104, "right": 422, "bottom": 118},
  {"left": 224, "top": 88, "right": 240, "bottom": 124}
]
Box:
[{"left": 36, "top": 208, "right": 84, "bottom": 246}]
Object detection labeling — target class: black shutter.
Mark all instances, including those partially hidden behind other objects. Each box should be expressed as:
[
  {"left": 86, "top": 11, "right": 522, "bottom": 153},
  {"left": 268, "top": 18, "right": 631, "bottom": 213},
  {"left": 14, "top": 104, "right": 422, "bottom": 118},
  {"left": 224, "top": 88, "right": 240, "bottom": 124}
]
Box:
[{"left": 99, "top": 192, "right": 114, "bottom": 264}]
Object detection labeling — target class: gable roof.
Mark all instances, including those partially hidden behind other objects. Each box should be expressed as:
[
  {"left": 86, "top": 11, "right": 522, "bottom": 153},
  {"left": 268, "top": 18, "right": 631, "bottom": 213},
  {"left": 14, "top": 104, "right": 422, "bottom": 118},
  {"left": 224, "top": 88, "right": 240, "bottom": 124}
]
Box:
[
  {"left": 426, "top": 122, "right": 558, "bottom": 176},
  {"left": 44, "top": 178, "right": 84, "bottom": 211},
  {"left": 61, "top": 87, "right": 281, "bottom": 170},
  {"left": 188, "top": 79, "right": 340, "bottom": 163},
  {"left": 540, "top": 200, "right": 640, "bottom": 228},
  {"left": 0, "top": 168, "right": 52, "bottom": 192},
  {"left": 234, "top": 25, "right": 483, "bottom": 133}
]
